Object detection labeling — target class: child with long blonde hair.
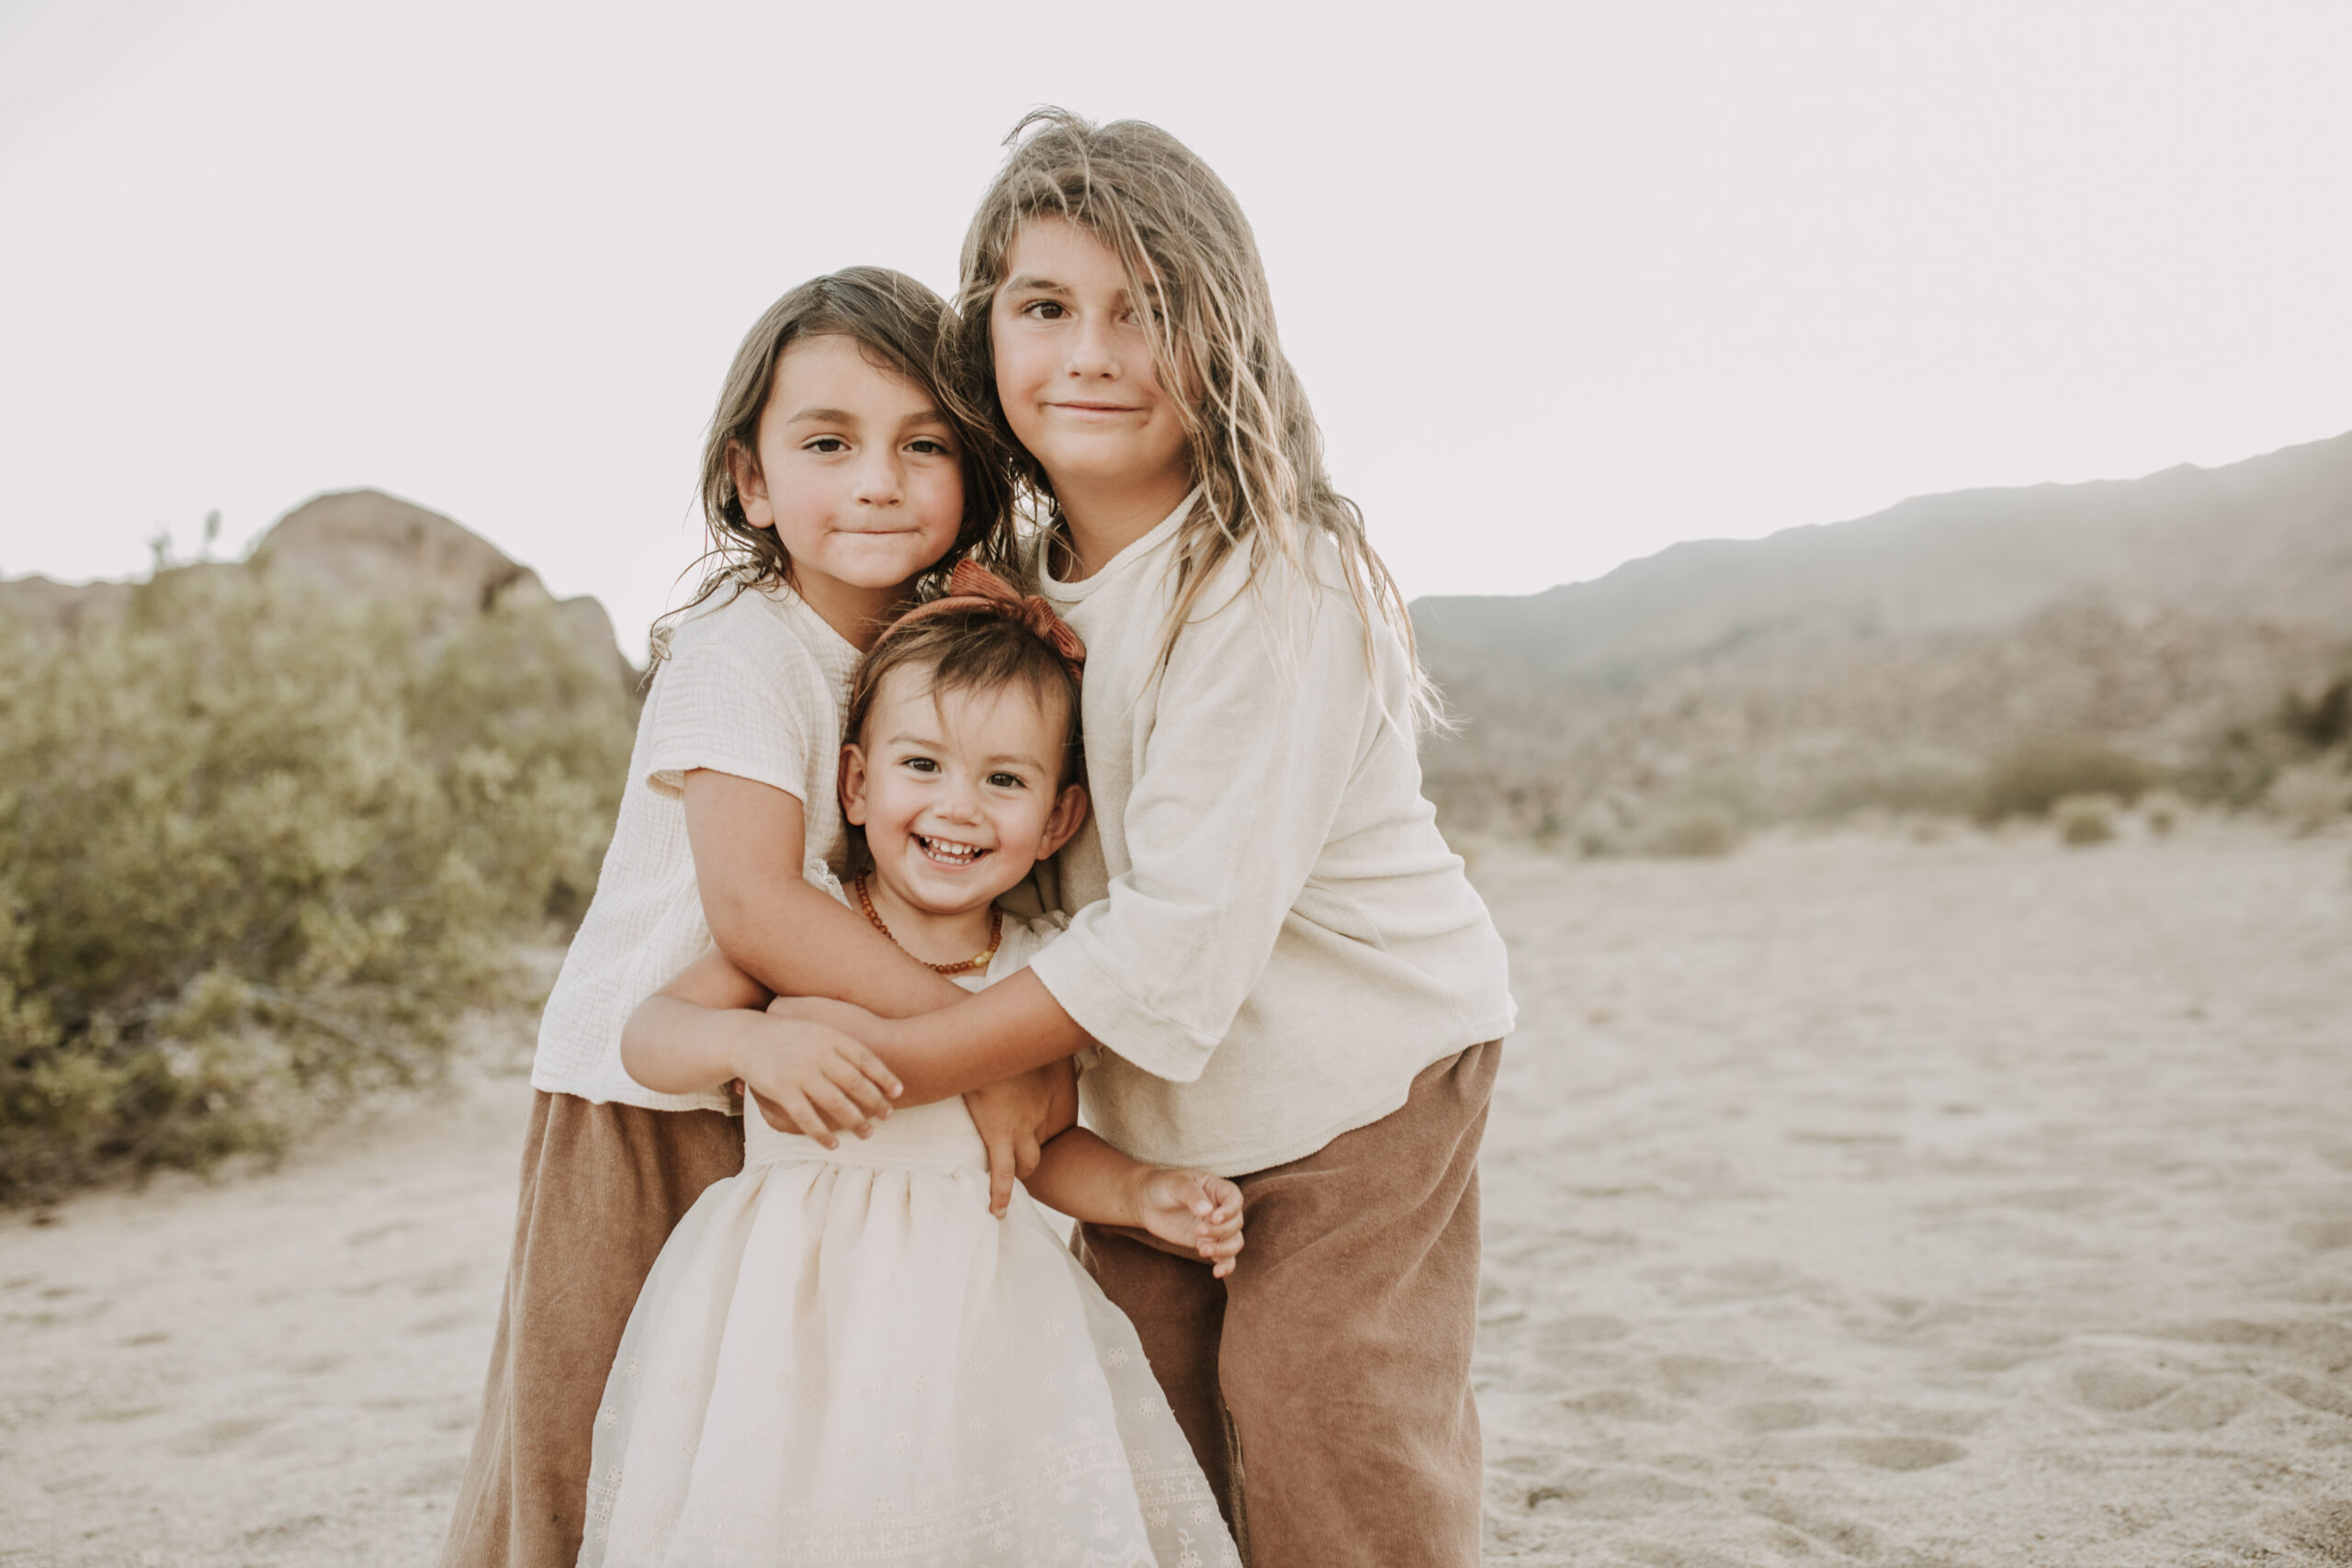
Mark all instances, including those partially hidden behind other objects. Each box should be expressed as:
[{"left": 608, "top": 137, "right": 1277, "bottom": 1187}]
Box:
[{"left": 770, "top": 113, "right": 1517, "bottom": 1565}]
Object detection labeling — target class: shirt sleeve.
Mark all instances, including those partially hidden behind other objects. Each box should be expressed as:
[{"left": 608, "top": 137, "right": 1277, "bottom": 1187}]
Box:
[
  {"left": 643, "top": 636, "right": 819, "bottom": 802},
  {"left": 1027, "top": 575, "right": 1376, "bottom": 1083}
]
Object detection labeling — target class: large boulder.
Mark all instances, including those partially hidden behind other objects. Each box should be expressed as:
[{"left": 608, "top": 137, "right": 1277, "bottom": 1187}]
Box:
[
  {"left": 1, "top": 490, "right": 637, "bottom": 688},
  {"left": 254, "top": 491, "right": 636, "bottom": 684}
]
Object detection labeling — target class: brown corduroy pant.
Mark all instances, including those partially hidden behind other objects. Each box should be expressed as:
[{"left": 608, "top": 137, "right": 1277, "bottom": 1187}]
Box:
[
  {"left": 1076, "top": 1041, "right": 1498, "bottom": 1568},
  {"left": 439, "top": 1090, "right": 741, "bottom": 1568}
]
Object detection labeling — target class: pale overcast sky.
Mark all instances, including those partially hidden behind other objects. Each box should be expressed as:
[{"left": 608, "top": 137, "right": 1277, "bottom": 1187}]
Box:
[{"left": 3, "top": 1, "right": 2348, "bottom": 649}]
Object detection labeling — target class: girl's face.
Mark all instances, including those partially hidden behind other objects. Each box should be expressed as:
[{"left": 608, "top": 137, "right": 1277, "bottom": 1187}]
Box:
[
  {"left": 730, "top": 334, "right": 965, "bottom": 598},
  {"left": 841, "top": 668, "right": 1088, "bottom": 919},
  {"left": 989, "top": 218, "right": 1193, "bottom": 505}
]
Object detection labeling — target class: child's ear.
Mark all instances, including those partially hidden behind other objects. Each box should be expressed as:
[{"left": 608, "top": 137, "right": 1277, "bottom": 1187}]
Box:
[
  {"left": 727, "top": 438, "right": 775, "bottom": 530},
  {"left": 839, "top": 744, "right": 870, "bottom": 824},
  {"left": 1039, "top": 782, "right": 1089, "bottom": 859}
]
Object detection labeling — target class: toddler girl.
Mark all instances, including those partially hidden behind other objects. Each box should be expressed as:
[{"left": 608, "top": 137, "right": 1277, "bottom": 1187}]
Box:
[
  {"left": 581, "top": 577, "right": 1243, "bottom": 1568},
  {"left": 443, "top": 268, "right": 1054, "bottom": 1568}
]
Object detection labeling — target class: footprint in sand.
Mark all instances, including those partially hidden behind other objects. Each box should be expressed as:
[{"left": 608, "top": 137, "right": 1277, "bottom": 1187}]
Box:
[
  {"left": 1523, "top": 1465, "right": 1710, "bottom": 1519},
  {"left": 1827, "top": 1434, "right": 1968, "bottom": 1471},
  {"left": 2288, "top": 1212, "right": 2352, "bottom": 1254},
  {"left": 1530, "top": 1312, "right": 1634, "bottom": 1352},
  {"left": 2141, "top": 1381, "right": 2248, "bottom": 1432},
  {"left": 1558, "top": 1387, "right": 1679, "bottom": 1423},
  {"left": 1742, "top": 1490, "right": 1889, "bottom": 1557},
  {"left": 1655, "top": 1353, "right": 1826, "bottom": 1403},
  {"left": 2269, "top": 1372, "right": 2352, "bottom": 1418},
  {"left": 2069, "top": 1359, "right": 2183, "bottom": 1413},
  {"left": 1728, "top": 1398, "right": 1822, "bottom": 1434}
]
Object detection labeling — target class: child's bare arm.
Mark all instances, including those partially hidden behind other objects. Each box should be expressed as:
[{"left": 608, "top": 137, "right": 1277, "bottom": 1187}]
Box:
[
  {"left": 1023, "top": 1128, "right": 1246, "bottom": 1279},
  {"left": 682, "top": 770, "right": 967, "bottom": 1018},
  {"left": 623, "top": 949, "right": 901, "bottom": 1148}
]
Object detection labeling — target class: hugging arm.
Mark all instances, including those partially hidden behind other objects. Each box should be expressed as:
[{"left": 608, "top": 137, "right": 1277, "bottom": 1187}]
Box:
[
  {"left": 623, "top": 949, "right": 900, "bottom": 1149},
  {"left": 794, "top": 589, "right": 1368, "bottom": 1102},
  {"left": 684, "top": 770, "right": 966, "bottom": 1018}
]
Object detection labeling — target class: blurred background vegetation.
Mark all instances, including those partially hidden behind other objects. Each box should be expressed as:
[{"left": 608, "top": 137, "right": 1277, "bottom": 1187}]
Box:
[{"left": 0, "top": 498, "right": 636, "bottom": 1202}]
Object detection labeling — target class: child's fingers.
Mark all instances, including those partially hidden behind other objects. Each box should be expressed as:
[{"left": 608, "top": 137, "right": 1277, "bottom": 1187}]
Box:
[
  {"left": 1182, "top": 1173, "right": 1243, "bottom": 1222},
  {"left": 822, "top": 1057, "right": 894, "bottom": 1123},
  {"left": 840, "top": 1039, "right": 902, "bottom": 1101},
  {"left": 984, "top": 1142, "right": 1014, "bottom": 1218},
  {"left": 802, "top": 1079, "right": 876, "bottom": 1139},
  {"left": 776, "top": 1091, "right": 840, "bottom": 1150}
]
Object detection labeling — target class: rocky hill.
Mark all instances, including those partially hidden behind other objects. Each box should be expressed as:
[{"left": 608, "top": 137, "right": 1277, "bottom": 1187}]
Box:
[
  {"left": 0, "top": 490, "right": 636, "bottom": 686},
  {"left": 1414, "top": 430, "right": 2352, "bottom": 841}
]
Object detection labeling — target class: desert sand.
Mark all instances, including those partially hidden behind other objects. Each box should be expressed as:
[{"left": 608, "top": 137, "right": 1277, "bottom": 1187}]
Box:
[{"left": 4, "top": 824, "right": 2349, "bottom": 1566}]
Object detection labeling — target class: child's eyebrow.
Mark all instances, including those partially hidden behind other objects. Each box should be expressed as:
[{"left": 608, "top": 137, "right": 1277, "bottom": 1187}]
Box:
[
  {"left": 783, "top": 405, "right": 859, "bottom": 424},
  {"left": 1003, "top": 275, "right": 1069, "bottom": 295}
]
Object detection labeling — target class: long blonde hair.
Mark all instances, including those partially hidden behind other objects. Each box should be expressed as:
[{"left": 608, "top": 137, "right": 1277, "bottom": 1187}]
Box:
[{"left": 947, "top": 109, "right": 1438, "bottom": 728}]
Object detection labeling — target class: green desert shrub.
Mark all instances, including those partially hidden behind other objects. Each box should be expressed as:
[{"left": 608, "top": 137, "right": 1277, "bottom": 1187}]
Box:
[
  {"left": 2137, "top": 788, "right": 2188, "bottom": 836},
  {"left": 2182, "top": 669, "right": 2352, "bottom": 807},
  {"left": 0, "top": 571, "right": 634, "bottom": 1201},
  {"left": 2267, "top": 760, "right": 2352, "bottom": 835},
  {"left": 1646, "top": 805, "right": 1743, "bottom": 858},
  {"left": 1804, "top": 760, "right": 1980, "bottom": 822},
  {"left": 1973, "top": 737, "right": 2159, "bottom": 823},
  {"left": 2053, "top": 794, "right": 2119, "bottom": 846}
]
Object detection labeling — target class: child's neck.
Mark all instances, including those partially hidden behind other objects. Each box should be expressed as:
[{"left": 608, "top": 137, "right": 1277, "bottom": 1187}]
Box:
[
  {"left": 860, "top": 871, "right": 997, "bottom": 968},
  {"left": 789, "top": 570, "right": 915, "bottom": 653},
  {"left": 1053, "top": 469, "right": 1194, "bottom": 582}
]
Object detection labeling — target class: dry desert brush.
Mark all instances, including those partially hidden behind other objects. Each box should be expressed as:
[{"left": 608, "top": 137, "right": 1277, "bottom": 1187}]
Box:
[{"left": 0, "top": 571, "right": 633, "bottom": 1201}]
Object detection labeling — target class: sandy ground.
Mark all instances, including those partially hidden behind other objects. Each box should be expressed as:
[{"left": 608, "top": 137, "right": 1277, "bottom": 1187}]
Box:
[{"left": 3, "top": 824, "right": 2349, "bottom": 1566}]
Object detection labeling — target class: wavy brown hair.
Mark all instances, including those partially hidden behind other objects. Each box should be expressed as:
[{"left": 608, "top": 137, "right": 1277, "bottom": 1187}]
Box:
[
  {"left": 945, "top": 109, "right": 1437, "bottom": 728},
  {"left": 651, "top": 266, "right": 1008, "bottom": 660}
]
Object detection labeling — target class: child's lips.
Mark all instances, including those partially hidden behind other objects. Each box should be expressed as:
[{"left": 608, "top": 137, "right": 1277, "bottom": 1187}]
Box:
[{"left": 915, "top": 834, "right": 989, "bottom": 869}]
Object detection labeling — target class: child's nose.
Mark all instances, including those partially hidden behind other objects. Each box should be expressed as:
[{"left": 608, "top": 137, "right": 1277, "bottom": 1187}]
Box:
[
  {"left": 936, "top": 778, "right": 982, "bottom": 820},
  {"left": 1065, "top": 313, "right": 1118, "bottom": 378},
  {"left": 852, "top": 450, "right": 904, "bottom": 506}
]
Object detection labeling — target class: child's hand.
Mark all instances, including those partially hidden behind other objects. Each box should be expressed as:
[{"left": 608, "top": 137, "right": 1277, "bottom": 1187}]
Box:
[
  {"left": 738, "top": 1018, "right": 901, "bottom": 1150},
  {"left": 1134, "top": 1168, "right": 1245, "bottom": 1278},
  {"left": 967, "top": 1059, "right": 1076, "bottom": 1218}
]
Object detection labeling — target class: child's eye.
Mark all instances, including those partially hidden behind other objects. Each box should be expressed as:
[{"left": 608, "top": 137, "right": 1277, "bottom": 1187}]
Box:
[
  {"left": 988, "top": 772, "right": 1026, "bottom": 790},
  {"left": 802, "top": 435, "right": 850, "bottom": 454},
  {"left": 907, "top": 437, "right": 954, "bottom": 457},
  {"left": 902, "top": 757, "right": 940, "bottom": 773},
  {"left": 1021, "top": 299, "right": 1066, "bottom": 321}
]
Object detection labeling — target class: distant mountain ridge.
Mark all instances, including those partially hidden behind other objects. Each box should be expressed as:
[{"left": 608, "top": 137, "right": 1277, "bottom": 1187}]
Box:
[
  {"left": 1414, "top": 429, "right": 2352, "bottom": 690},
  {"left": 1411, "top": 429, "right": 2352, "bottom": 839}
]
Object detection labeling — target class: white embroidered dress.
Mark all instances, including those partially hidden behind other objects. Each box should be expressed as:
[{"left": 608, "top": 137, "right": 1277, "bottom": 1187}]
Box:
[{"left": 579, "top": 896, "right": 1238, "bottom": 1568}]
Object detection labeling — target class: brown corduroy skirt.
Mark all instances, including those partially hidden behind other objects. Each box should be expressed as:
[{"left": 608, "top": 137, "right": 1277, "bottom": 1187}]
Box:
[
  {"left": 1077, "top": 1040, "right": 1500, "bottom": 1568},
  {"left": 439, "top": 1090, "right": 741, "bottom": 1568}
]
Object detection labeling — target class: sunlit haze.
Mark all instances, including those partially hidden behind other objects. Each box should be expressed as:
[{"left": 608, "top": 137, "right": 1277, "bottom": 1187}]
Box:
[{"left": 4, "top": 0, "right": 2348, "bottom": 651}]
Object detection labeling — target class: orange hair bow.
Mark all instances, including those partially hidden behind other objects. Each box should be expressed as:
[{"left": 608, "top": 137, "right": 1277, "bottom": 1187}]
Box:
[{"left": 892, "top": 560, "right": 1088, "bottom": 685}]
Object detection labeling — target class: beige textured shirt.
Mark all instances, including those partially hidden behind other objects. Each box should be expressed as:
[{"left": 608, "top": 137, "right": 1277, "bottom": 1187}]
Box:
[
  {"left": 1028, "top": 495, "right": 1516, "bottom": 1174},
  {"left": 532, "top": 582, "right": 859, "bottom": 1111}
]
